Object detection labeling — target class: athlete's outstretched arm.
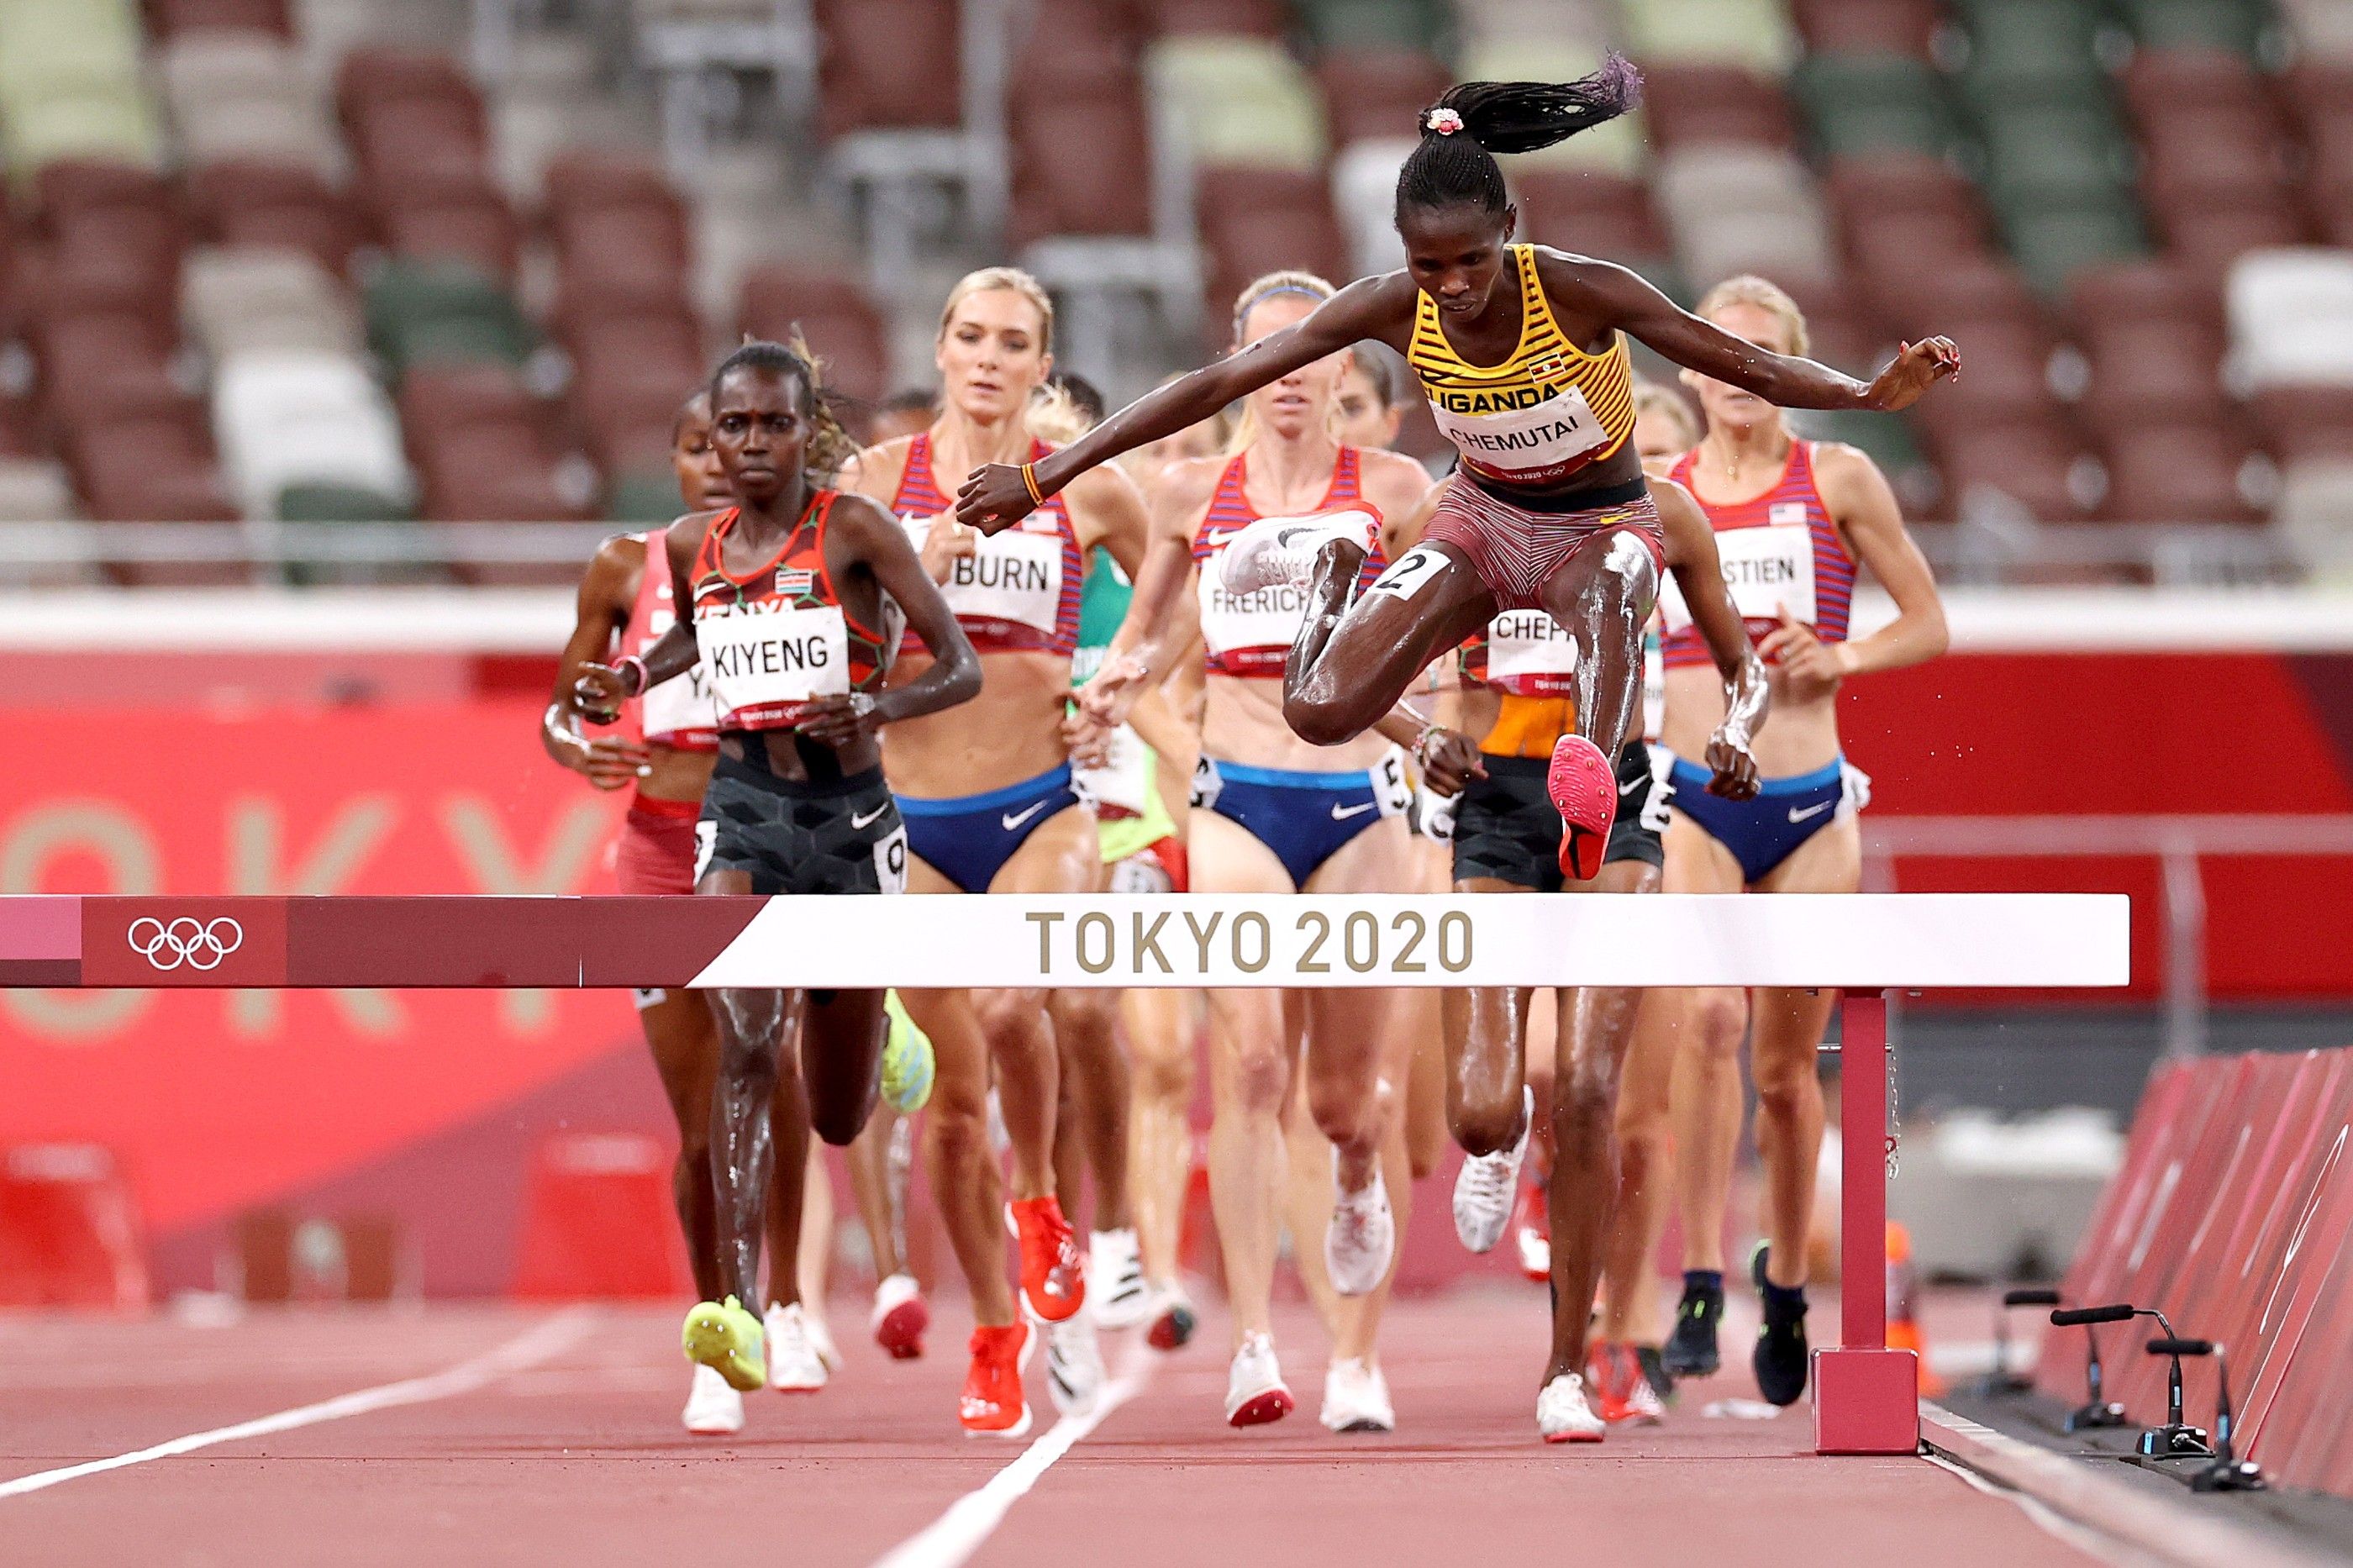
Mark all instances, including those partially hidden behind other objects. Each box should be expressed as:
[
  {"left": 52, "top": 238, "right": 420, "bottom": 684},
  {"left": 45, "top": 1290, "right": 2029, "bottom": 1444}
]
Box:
[
  {"left": 545, "top": 535, "right": 650, "bottom": 783},
  {"left": 1076, "top": 456, "right": 1219, "bottom": 729},
  {"left": 800, "top": 494, "right": 982, "bottom": 745},
  {"left": 574, "top": 520, "right": 708, "bottom": 723},
  {"left": 1567, "top": 256, "right": 1958, "bottom": 413},
  {"left": 1655, "top": 479, "right": 1766, "bottom": 799},
  {"left": 1761, "top": 445, "right": 1946, "bottom": 693},
  {"left": 955, "top": 277, "right": 1414, "bottom": 532}
]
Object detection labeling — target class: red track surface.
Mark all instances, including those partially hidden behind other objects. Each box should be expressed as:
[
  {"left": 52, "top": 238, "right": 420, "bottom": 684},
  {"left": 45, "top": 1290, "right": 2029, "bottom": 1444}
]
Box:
[{"left": 2, "top": 1294, "right": 2098, "bottom": 1567}]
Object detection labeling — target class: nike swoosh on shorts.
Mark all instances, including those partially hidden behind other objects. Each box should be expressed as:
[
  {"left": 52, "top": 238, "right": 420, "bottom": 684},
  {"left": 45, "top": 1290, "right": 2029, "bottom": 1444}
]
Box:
[
  {"left": 851, "top": 804, "right": 891, "bottom": 829},
  {"left": 1787, "top": 802, "right": 1833, "bottom": 823},
  {"left": 1002, "top": 800, "right": 1051, "bottom": 831},
  {"left": 1330, "top": 802, "right": 1377, "bottom": 821}
]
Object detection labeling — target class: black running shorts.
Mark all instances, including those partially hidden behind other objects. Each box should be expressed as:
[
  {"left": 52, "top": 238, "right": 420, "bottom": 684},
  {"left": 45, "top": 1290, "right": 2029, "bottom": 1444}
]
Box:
[
  {"left": 1450, "top": 741, "right": 1667, "bottom": 891},
  {"left": 697, "top": 755, "right": 908, "bottom": 896}
]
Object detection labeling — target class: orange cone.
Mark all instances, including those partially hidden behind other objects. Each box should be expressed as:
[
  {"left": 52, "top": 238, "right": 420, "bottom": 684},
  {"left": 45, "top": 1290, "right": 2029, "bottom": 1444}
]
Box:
[{"left": 1885, "top": 1221, "right": 1944, "bottom": 1397}]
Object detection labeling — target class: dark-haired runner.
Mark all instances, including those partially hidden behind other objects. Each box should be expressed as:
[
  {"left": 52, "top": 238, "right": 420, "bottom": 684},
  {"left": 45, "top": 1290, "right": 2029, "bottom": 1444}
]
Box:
[
  {"left": 955, "top": 66, "right": 1956, "bottom": 880},
  {"left": 576, "top": 342, "right": 981, "bottom": 1403}
]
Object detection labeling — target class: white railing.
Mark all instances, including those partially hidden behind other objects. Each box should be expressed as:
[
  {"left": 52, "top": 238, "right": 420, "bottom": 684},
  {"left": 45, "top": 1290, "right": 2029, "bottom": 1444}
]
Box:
[{"left": 1863, "top": 814, "right": 2353, "bottom": 1059}]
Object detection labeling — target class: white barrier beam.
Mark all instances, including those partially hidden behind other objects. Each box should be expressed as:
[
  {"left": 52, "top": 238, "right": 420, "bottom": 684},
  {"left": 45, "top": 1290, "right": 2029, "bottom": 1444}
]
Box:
[{"left": 687, "top": 893, "right": 2130, "bottom": 990}]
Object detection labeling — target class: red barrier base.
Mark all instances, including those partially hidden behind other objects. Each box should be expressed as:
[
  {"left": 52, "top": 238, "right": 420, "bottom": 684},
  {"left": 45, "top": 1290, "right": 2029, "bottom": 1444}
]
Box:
[
  {"left": 1813, "top": 1348, "right": 1919, "bottom": 1455},
  {"left": 511, "top": 1133, "right": 687, "bottom": 1301},
  {"left": 0, "top": 1144, "right": 149, "bottom": 1310}
]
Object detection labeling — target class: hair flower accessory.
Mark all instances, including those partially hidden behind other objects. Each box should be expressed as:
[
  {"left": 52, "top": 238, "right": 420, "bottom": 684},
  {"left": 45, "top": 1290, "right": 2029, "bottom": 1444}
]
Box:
[{"left": 1424, "top": 107, "right": 1464, "bottom": 135}]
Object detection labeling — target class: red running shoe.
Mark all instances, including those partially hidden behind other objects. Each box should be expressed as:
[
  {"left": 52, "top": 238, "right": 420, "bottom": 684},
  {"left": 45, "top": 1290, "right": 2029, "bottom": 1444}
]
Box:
[
  {"left": 1008, "top": 1194, "right": 1087, "bottom": 1323},
  {"left": 960, "top": 1322, "right": 1034, "bottom": 1439},
  {"left": 1586, "top": 1341, "right": 1666, "bottom": 1427},
  {"left": 1511, "top": 1180, "right": 1550, "bottom": 1283},
  {"left": 1547, "top": 734, "right": 1615, "bottom": 881},
  {"left": 871, "top": 1271, "right": 928, "bottom": 1360}
]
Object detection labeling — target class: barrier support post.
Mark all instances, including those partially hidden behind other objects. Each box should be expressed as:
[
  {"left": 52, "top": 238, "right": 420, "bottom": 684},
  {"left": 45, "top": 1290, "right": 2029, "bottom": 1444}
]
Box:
[{"left": 1813, "top": 988, "right": 1919, "bottom": 1455}]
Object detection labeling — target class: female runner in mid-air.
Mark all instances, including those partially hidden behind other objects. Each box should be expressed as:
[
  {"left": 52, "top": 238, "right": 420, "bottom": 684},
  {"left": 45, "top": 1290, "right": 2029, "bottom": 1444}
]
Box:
[
  {"left": 574, "top": 341, "right": 980, "bottom": 1406},
  {"left": 849, "top": 267, "right": 1153, "bottom": 1437},
  {"left": 1077, "top": 271, "right": 1477, "bottom": 1433},
  {"left": 955, "top": 67, "right": 1956, "bottom": 881},
  {"left": 1654, "top": 276, "right": 1949, "bottom": 1407}
]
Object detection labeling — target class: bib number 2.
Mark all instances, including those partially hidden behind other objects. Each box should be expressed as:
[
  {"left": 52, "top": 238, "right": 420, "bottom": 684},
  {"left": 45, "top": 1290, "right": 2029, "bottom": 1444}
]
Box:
[{"left": 1367, "top": 545, "right": 1449, "bottom": 602}]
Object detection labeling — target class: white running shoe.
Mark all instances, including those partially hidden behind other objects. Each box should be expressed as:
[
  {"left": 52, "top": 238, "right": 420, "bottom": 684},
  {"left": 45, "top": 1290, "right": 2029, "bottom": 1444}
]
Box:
[
  {"left": 682, "top": 1363, "right": 745, "bottom": 1434},
  {"left": 1215, "top": 509, "right": 1379, "bottom": 596},
  {"left": 763, "top": 1302, "right": 828, "bottom": 1392},
  {"left": 1325, "top": 1152, "right": 1395, "bottom": 1297},
  {"left": 1515, "top": 1209, "right": 1552, "bottom": 1282},
  {"left": 1044, "top": 1312, "right": 1107, "bottom": 1414},
  {"left": 1088, "top": 1228, "right": 1150, "bottom": 1329},
  {"left": 1320, "top": 1358, "right": 1396, "bottom": 1434},
  {"left": 1453, "top": 1085, "right": 1532, "bottom": 1255},
  {"left": 801, "top": 1303, "right": 843, "bottom": 1373},
  {"left": 1537, "top": 1372, "right": 1607, "bottom": 1444},
  {"left": 1225, "top": 1331, "right": 1294, "bottom": 1427}
]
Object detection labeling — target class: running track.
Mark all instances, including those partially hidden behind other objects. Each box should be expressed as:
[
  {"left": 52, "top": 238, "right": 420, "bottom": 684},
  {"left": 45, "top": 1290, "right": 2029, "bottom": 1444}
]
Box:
[{"left": 1, "top": 1295, "right": 2102, "bottom": 1567}]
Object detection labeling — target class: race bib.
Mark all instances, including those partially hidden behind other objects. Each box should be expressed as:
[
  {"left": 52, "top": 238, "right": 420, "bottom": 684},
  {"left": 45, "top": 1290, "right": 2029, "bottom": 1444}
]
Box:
[
  {"left": 1072, "top": 721, "right": 1153, "bottom": 818},
  {"left": 636, "top": 605, "right": 721, "bottom": 738},
  {"left": 1373, "top": 746, "right": 1413, "bottom": 818},
  {"left": 1197, "top": 555, "right": 1313, "bottom": 669},
  {"left": 1429, "top": 383, "right": 1608, "bottom": 481},
  {"left": 1661, "top": 523, "right": 1816, "bottom": 634},
  {"left": 1482, "top": 608, "right": 1579, "bottom": 697},
  {"left": 907, "top": 515, "right": 1064, "bottom": 639},
  {"left": 697, "top": 600, "right": 850, "bottom": 719}
]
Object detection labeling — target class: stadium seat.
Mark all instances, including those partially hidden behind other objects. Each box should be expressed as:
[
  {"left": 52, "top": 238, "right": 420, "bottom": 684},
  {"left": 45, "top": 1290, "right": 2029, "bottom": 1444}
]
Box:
[
  {"left": 2067, "top": 256, "right": 2218, "bottom": 334},
  {"left": 187, "top": 160, "right": 359, "bottom": 276},
  {"left": 211, "top": 349, "right": 409, "bottom": 519},
  {"left": 2076, "top": 320, "right": 2230, "bottom": 432},
  {"left": 2110, "top": 0, "right": 2271, "bottom": 56},
  {"left": 1152, "top": 0, "right": 1287, "bottom": 37},
  {"left": 1515, "top": 170, "right": 1676, "bottom": 276},
  {"left": 1654, "top": 145, "right": 1837, "bottom": 289},
  {"left": 2249, "top": 384, "right": 2353, "bottom": 462},
  {"left": 2277, "top": 0, "right": 2353, "bottom": 59},
  {"left": 1298, "top": 0, "right": 1450, "bottom": 54},
  {"left": 1314, "top": 48, "right": 1450, "bottom": 149},
  {"left": 566, "top": 308, "right": 708, "bottom": 409},
  {"left": 1787, "top": 0, "right": 1944, "bottom": 58},
  {"left": 158, "top": 31, "right": 334, "bottom": 176},
  {"left": 1007, "top": 78, "right": 1157, "bottom": 246},
  {"left": 1935, "top": 418, "right": 2099, "bottom": 524},
  {"left": 0, "top": 458, "right": 76, "bottom": 521},
  {"left": 376, "top": 176, "right": 523, "bottom": 283},
  {"left": 1619, "top": 0, "right": 1798, "bottom": 71},
  {"left": 2100, "top": 423, "right": 2257, "bottom": 524},
  {"left": 1640, "top": 65, "right": 1797, "bottom": 150},
  {"left": 1790, "top": 54, "right": 1960, "bottom": 160},
  {"left": 1146, "top": 35, "right": 1327, "bottom": 171},
  {"left": 1331, "top": 136, "right": 1415, "bottom": 278},
  {"left": 811, "top": 0, "right": 962, "bottom": 138},
  {"left": 1952, "top": 0, "right": 2108, "bottom": 103},
  {"left": 737, "top": 262, "right": 891, "bottom": 404},
  {"left": 2272, "top": 459, "right": 2353, "bottom": 571},
  {"left": 2227, "top": 248, "right": 2353, "bottom": 389},
  {"left": 182, "top": 247, "right": 360, "bottom": 358},
  {"left": 1194, "top": 166, "right": 1346, "bottom": 334},
  {"left": 1998, "top": 197, "right": 2151, "bottom": 297},
  {"left": 146, "top": 0, "right": 293, "bottom": 37},
  {"left": 363, "top": 258, "right": 536, "bottom": 375}
]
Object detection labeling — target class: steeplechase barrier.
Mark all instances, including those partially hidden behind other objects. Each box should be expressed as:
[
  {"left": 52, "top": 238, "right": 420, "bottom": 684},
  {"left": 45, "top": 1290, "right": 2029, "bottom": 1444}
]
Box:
[{"left": 2, "top": 890, "right": 2130, "bottom": 1455}]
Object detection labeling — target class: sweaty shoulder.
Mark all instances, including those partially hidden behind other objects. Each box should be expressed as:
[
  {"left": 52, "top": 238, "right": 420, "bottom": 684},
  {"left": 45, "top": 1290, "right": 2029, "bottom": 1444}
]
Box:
[
  {"left": 825, "top": 488, "right": 902, "bottom": 545},
  {"left": 1808, "top": 440, "right": 1896, "bottom": 511},
  {"left": 1063, "top": 457, "right": 1146, "bottom": 517},
  {"left": 1358, "top": 447, "right": 1434, "bottom": 515},
  {"left": 850, "top": 434, "right": 917, "bottom": 504},
  {"left": 1156, "top": 453, "right": 1227, "bottom": 522},
  {"left": 662, "top": 507, "right": 728, "bottom": 577}
]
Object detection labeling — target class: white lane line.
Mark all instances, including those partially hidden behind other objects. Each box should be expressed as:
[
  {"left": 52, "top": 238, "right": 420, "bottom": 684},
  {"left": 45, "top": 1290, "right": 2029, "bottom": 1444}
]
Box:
[
  {"left": 871, "top": 1340, "right": 1155, "bottom": 1568},
  {"left": 0, "top": 1308, "right": 595, "bottom": 1501}
]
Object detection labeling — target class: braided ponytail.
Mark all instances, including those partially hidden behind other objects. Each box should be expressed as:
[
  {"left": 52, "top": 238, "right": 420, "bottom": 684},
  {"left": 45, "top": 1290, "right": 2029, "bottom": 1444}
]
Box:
[{"left": 1395, "top": 57, "right": 1643, "bottom": 221}]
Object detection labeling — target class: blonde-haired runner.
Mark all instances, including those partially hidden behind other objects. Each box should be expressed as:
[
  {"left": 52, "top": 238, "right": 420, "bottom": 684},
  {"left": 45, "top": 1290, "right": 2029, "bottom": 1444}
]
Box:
[{"left": 850, "top": 267, "right": 1153, "bottom": 1438}]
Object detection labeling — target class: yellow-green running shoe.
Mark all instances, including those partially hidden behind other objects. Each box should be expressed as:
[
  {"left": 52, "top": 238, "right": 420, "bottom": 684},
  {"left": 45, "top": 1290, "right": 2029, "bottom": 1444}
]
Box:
[
  {"left": 880, "top": 990, "right": 934, "bottom": 1113},
  {"left": 682, "top": 1294, "right": 766, "bottom": 1392}
]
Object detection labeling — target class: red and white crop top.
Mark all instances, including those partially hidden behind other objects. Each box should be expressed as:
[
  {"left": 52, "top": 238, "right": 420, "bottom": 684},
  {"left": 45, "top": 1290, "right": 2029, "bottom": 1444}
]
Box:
[{"left": 687, "top": 496, "right": 900, "bottom": 732}]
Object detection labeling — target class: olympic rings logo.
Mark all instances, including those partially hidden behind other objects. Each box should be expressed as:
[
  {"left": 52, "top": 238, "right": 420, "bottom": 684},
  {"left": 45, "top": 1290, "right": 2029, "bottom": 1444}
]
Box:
[{"left": 126, "top": 917, "right": 245, "bottom": 972}]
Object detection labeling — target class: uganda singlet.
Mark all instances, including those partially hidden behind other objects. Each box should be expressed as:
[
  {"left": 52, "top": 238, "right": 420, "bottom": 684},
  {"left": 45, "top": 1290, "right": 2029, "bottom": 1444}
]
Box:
[{"left": 1407, "top": 245, "right": 1637, "bottom": 491}]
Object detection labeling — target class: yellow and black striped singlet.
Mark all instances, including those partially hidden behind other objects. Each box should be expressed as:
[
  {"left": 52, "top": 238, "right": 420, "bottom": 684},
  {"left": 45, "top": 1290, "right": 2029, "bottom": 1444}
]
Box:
[{"left": 1407, "top": 245, "right": 1636, "bottom": 489}]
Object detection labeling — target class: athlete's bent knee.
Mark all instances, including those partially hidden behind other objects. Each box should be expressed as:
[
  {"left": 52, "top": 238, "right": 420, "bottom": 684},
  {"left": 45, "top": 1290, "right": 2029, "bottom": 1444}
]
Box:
[
  {"left": 1224, "top": 1039, "right": 1290, "bottom": 1115},
  {"left": 1689, "top": 990, "right": 1747, "bottom": 1060},
  {"left": 1450, "top": 1092, "right": 1521, "bottom": 1158},
  {"left": 1282, "top": 687, "right": 1372, "bottom": 748}
]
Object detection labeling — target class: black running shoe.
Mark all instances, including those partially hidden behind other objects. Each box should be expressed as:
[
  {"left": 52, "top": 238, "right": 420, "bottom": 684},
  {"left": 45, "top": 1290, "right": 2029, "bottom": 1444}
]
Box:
[
  {"left": 1662, "top": 1282, "right": 1723, "bottom": 1378},
  {"left": 1635, "top": 1344, "right": 1676, "bottom": 1404},
  {"left": 1750, "top": 1244, "right": 1810, "bottom": 1407}
]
